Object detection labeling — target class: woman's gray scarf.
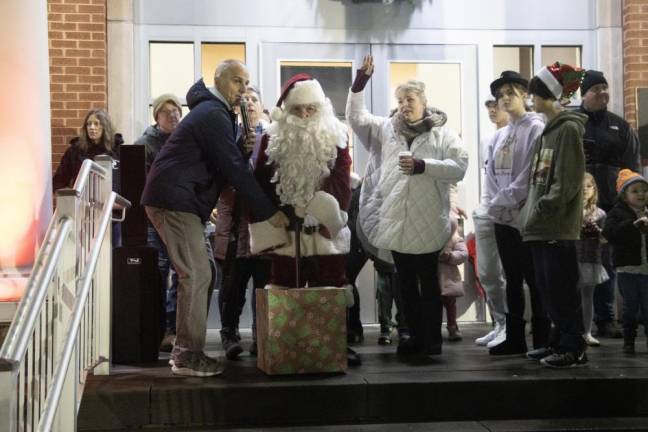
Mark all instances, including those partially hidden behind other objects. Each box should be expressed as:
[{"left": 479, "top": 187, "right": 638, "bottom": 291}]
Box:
[{"left": 391, "top": 108, "right": 447, "bottom": 145}]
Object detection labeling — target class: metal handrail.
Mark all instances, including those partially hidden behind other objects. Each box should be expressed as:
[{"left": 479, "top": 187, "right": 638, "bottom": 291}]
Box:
[
  {"left": 0, "top": 158, "right": 109, "bottom": 363},
  {"left": 0, "top": 156, "right": 128, "bottom": 432},
  {"left": 72, "top": 158, "right": 107, "bottom": 193},
  {"left": 0, "top": 218, "right": 71, "bottom": 361},
  {"left": 38, "top": 192, "right": 118, "bottom": 432}
]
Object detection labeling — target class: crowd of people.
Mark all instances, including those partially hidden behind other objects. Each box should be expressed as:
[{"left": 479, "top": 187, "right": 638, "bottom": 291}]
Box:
[{"left": 52, "top": 54, "right": 645, "bottom": 377}]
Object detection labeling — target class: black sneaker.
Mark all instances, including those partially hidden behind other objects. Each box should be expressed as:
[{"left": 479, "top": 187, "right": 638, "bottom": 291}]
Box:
[
  {"left": 397, "top": 337, "right": 421, "bottom": 356},
  {"left": 426, "top": 344, "right": 442, "bottom": 356},
  {"left": 347, "top": 330, "right": 364, "bottom": 344},
  {"left": 221, "top": 331, "right": 243, "bottom": 360},
  {"left": 623, "top": 343, "right": 635, "bottom": 354},
  {"left": 540, "top": 351, "right": 588, "bottom": 368},
  {"left": 249, "top": 339, "right": 258, "bottom": 357},
  {"left": 595, "top": 322, "right": 623, "bottom": 338},
  {"left": 526, "top": 347, "right": 554, "bottom": 361},
  {"left": 347, "top": 347, "right": 362, "bottom": 366},
  {"left": 159, "top": 329, "right": 176, "bottom": 353},
  {"left": 378, "top": 330, "right": 392, "bottom": 345}
]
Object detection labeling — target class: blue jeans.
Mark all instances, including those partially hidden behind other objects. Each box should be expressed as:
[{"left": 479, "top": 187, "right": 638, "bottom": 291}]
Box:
[
  {"left": 147, "top": 224, "right": 178, "bottom": 331},
  {"left": 593, "top": 243, "right": 616, "bottom": 325},
  {"left": 617, "top": 273, "right": 648, "bottom": 340}
]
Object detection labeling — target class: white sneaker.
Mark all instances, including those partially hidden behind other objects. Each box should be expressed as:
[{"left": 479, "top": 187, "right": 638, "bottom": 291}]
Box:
[
  {"left": 475, "top": 322, "right": 503, "bottom": 346},
  {"left": 487, "top": 325, "right": 507, "bottom": 348},
  {"left": 584, "top": 333, "right": 600, "bottom": 347}
]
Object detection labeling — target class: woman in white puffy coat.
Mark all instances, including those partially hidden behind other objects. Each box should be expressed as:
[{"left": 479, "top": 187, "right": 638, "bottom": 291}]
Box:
[{"left": 346, "top": 55, "right": 469, "bottom": 358}]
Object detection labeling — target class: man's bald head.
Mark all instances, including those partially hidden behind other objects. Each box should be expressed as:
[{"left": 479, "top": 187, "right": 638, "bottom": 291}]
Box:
[{"left": 214, "top": 60, "right": 249, "bottom": 107}]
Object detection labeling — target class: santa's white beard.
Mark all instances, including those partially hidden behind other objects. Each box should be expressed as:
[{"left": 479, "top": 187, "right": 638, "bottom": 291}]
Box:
[{"left": 266, "top": 106, "right": 347, "bottom": 208}]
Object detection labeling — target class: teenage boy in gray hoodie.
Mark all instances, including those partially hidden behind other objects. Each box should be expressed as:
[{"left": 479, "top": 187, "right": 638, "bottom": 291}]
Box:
[{"left": 522, "top": 62, "right": 588, "bottom": 369}]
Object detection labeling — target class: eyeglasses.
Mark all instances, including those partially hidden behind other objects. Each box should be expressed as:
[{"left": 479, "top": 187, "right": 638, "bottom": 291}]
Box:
[{"left": 159, "top": 108, "right": 180, "bottom": 117}]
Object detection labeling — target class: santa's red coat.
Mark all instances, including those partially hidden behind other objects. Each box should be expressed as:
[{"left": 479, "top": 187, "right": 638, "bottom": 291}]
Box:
[{"left": 251, "top": 133, "right": 352, "bottom": 288}]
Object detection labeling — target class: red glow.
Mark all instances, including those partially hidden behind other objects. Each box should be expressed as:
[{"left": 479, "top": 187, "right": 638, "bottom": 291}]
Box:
[{"left": 0, "top": 278, "right": 27, "bottom": 302}]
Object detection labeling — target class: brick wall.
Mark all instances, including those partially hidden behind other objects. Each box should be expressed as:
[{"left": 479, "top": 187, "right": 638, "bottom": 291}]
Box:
[
  {"left": 623, "top": 0, "right": 648, "bottom": 130},
  {"left": 48, "top": 0, "right": 107, "bottom": 170}
]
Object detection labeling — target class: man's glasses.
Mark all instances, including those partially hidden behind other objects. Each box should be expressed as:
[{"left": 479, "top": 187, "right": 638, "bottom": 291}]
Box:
[{"left": 159, "top": 109, "right": 180, "bottom": 117}]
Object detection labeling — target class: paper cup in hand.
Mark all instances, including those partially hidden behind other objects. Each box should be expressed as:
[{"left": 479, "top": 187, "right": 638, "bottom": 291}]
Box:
[
  {"left": 398, "top": 151, "right": 412, "bottom": 161},
  {"left": 398, "top": 151, "right": 412, "bottom": 172}
]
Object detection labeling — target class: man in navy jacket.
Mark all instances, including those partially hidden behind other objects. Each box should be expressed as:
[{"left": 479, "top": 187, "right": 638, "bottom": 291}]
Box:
[{"left": 142, "top": 60, "right": 288, "bottom": 377}]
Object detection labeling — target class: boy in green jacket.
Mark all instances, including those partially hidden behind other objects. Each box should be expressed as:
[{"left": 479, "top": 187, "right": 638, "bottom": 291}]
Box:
[{"left": 521, "top": 62, "right": 588, "bottom": 368}]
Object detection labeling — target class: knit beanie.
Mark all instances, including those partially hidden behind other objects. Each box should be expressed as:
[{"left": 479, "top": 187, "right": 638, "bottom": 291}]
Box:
[
  {"left": 580, "top": 70, "right": 608, "bottom": 96},
  {"left": 616, "top": 168, "right": 648, "bottom": 194},
  {"left": 152, "top": 93, "right": 182, "bottom": 121}
]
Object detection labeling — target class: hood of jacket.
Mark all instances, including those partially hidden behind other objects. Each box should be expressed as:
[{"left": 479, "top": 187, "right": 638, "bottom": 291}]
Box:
[
  {"left": 544, "top": 110, "right": 588, "bottom": 136},
  {"left": 186, "top": 78, "right": 219, "bottom": 111},
  {"left": 141, "top": 124, "right": 166, "bottom": 140},
  {"left": 509, "top": 111, "right": 544, "bottom": 129}
]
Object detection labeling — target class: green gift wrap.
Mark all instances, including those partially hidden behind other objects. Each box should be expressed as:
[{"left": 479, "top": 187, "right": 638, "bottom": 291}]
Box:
[{"left": 256, "top": 287, "right": 348, "bottom": 375}]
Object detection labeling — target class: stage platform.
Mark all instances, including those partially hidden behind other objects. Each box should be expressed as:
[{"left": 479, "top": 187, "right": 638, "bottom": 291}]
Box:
[{"left": 78, "top": 324, "right": 648, "bottom": 431}]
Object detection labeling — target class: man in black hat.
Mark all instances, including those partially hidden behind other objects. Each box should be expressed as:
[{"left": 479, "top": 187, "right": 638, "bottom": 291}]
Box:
[{"left": 578, "top": 69, "right": 641, "bottom": 338}]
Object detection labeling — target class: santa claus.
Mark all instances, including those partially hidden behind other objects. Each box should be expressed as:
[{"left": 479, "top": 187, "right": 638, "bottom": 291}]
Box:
[{"left": 250, "top": 73, "right": 353, "bottom": 291}]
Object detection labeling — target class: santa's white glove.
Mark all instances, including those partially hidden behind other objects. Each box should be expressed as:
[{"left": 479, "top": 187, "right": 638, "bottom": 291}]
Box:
[
  {"left": 304, "top": 214, "right": 320, "bottom": 228},
  {"left": 305, "top": 191, "right": 348, "bottom": 237}
]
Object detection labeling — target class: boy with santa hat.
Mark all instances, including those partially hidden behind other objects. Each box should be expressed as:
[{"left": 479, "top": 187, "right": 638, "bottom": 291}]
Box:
[{"left": 521, "top": 62, "right": 588, "bottom": 368}]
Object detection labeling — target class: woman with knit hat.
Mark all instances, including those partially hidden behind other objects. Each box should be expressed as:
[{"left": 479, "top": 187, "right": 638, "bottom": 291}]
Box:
[
  {"left": 521, "top": 62, "right": 589, "bottom": 368},
  {"left": 602, "top": 169, "right": 648, "bottom": 354}
]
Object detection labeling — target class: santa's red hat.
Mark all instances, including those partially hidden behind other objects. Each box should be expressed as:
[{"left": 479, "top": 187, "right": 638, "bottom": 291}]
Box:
[
  {"left": 271, "top": 73, "right": 326, "bottom": 121},
  {"left": 536, "top": 62, "right": 585, "bottom": 101}
]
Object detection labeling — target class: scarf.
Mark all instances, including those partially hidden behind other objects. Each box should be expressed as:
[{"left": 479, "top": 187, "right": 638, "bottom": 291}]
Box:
[{"left": 391, "top": 107, "right": 447, "bottom": 145}]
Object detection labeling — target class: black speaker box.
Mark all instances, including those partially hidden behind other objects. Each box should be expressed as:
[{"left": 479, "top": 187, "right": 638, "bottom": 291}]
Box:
[
  {"left": 119, "top": 144, "right": 148, "bottom": 247},
  {"left": 112, "top": 245, "right": 164, "bottom": 364}
]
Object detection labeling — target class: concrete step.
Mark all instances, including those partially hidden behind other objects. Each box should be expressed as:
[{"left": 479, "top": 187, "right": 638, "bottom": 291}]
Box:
[{"left": 78, "top": 324, "right": 648, "bottom": 431}]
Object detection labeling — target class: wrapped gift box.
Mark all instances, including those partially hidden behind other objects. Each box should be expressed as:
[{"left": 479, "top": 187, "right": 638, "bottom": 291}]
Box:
[{"left": 256, "top": 287, "right": 347, "bottom": 375}]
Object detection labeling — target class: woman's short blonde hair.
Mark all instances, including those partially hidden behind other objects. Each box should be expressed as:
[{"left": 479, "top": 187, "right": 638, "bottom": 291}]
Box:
[{"left": 395, "top": 80, "right": 427, "bottom": 106}]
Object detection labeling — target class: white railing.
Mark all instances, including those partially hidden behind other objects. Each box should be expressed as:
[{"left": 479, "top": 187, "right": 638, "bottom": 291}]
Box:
[{"left": 0, "top": 156, "right": 130, "bottom": 432}]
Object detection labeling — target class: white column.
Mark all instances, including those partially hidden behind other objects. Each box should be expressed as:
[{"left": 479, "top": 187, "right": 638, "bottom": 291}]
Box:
[
  {"left": 0, "top": 0, "right": 52, "bottom": 301},
  {"left": 108, "top": 0, "right": 136, "bottom": 144},
  {"left": 596, "top": 0, "right": 624, "bottom": 116}
]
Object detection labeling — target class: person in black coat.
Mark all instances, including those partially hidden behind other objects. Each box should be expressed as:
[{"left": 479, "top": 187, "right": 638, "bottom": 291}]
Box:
[
  {"left": 53, "top": 108, "right": 122, "bottom": 192},
  {"left": 53, "top": 108, "right": 123, "bottom": 246},
  {"left": 141, "top": 60, "right": 288, "bottom": 377},
  {"left": 578, "top": 70, "right": 642, "bottom": 338}
]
